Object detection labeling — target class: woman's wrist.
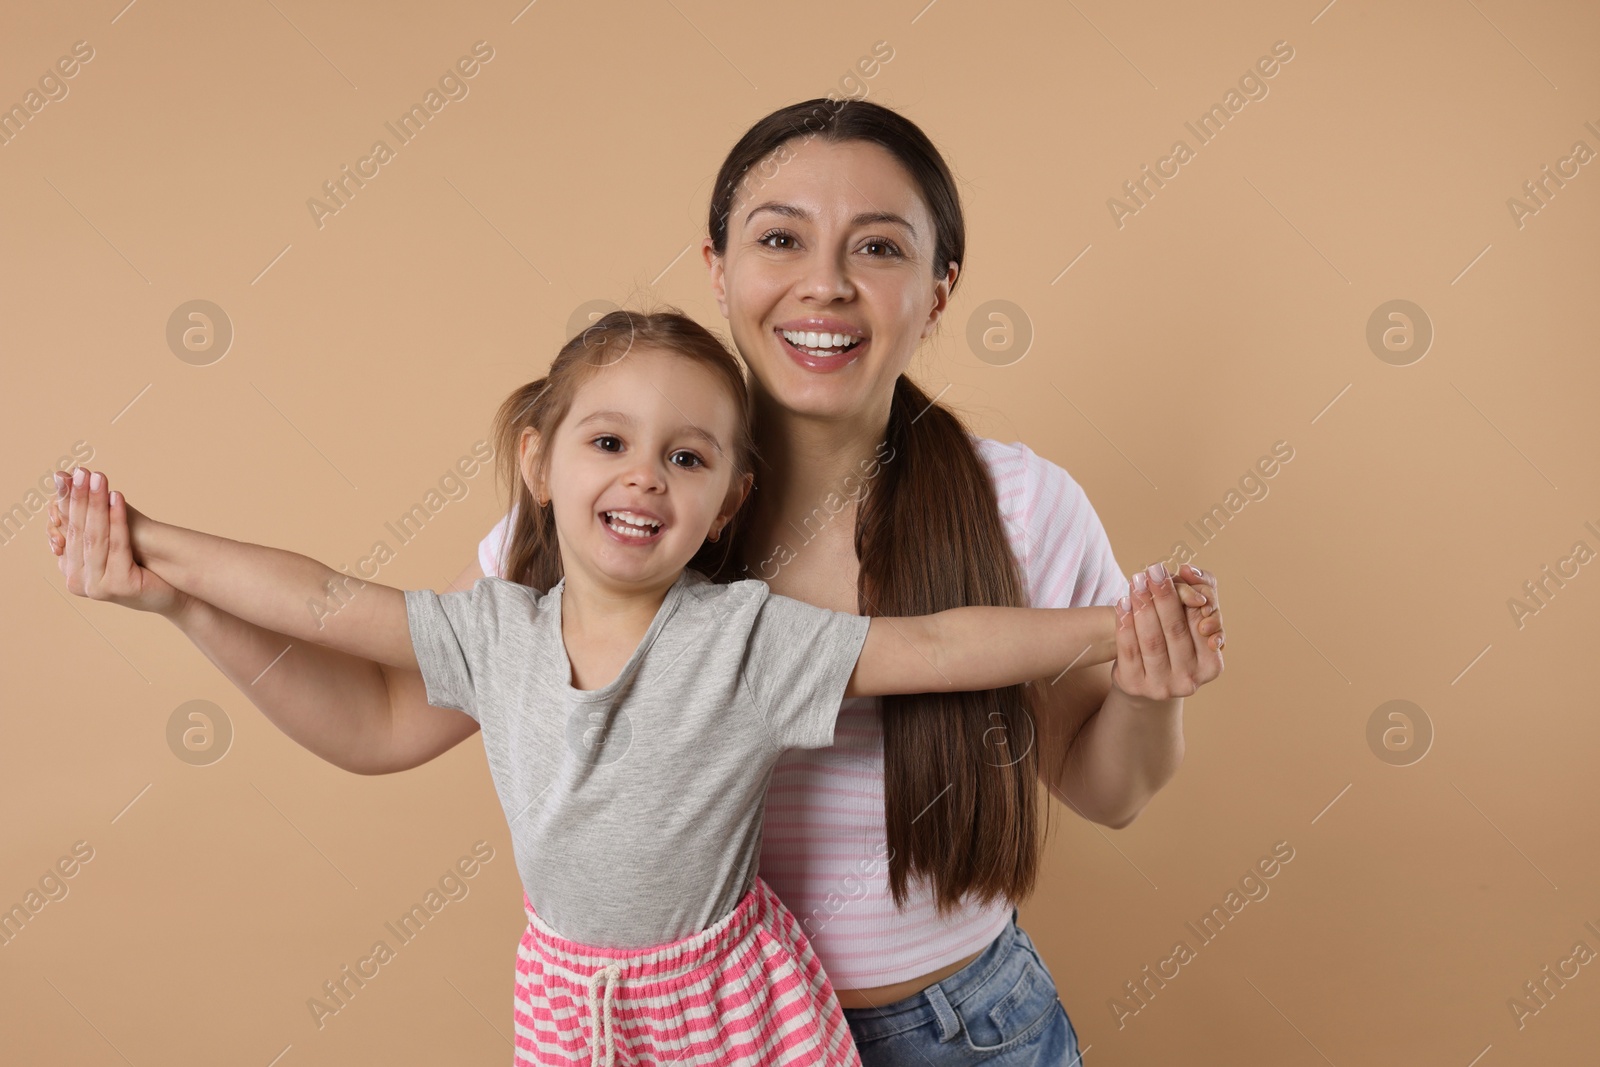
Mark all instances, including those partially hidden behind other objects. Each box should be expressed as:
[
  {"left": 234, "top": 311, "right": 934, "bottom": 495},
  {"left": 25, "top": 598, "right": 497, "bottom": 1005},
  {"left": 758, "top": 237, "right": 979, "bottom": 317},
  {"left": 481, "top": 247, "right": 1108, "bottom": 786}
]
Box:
[{"left": 159, "top": 588, "right": 201, "bottom": 626}]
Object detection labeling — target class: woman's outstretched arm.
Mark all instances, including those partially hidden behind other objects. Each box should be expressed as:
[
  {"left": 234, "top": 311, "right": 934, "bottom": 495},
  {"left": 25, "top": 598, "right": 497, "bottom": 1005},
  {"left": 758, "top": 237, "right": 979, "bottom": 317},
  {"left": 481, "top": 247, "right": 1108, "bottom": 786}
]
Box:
[
  {"left": 49, "top": 467, "right": 482, "bottom": 775},
  {"left": 1035, "top": 564, "right": 1224, "bottom": 828}
]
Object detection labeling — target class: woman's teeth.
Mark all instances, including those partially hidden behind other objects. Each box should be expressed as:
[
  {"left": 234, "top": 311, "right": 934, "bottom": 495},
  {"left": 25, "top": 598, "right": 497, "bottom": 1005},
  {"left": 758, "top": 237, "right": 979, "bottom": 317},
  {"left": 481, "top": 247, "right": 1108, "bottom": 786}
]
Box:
[
  {"left": 781, "top": 329, "right": 862, "bottom": 356},
  {"left": 603, "top": 511, "right": 662, "bottom": 538}
]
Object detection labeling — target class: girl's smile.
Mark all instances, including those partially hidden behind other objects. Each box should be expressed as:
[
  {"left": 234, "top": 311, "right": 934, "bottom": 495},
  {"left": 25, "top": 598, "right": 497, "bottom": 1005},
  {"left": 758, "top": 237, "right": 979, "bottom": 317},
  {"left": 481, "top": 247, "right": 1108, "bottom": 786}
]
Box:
[{"left": 598, "top": 507, "right": 666, "bottom": 544}]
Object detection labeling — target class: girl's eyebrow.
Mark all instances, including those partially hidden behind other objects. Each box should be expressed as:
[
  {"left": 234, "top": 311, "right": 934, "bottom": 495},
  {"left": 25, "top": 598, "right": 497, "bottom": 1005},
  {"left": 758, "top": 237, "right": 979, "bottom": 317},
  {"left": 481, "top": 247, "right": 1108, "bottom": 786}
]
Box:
[
  {"left": 745, "top": 201, "right": 917, "bottom": 238},
  {"left": 574, "top": 410, "right": 725, "bottom": 456}
]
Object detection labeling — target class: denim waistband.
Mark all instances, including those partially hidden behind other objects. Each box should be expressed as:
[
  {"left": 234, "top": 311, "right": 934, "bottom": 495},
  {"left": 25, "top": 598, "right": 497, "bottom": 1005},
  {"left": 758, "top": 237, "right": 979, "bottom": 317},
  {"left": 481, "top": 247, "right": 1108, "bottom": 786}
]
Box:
[{"left": 839, "top": 907, "right": 1020, "bottom": 1041}]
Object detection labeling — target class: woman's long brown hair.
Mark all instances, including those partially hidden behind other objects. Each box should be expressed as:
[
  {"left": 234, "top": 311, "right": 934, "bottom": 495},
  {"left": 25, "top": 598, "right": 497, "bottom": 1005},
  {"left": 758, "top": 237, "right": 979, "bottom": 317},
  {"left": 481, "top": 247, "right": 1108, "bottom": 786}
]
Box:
[
  {"left": 488, "top": 308, "right": 758, "bottom": 592},
  {"left": 706, "top": 99, "right": 1049, "bottom": 915}
]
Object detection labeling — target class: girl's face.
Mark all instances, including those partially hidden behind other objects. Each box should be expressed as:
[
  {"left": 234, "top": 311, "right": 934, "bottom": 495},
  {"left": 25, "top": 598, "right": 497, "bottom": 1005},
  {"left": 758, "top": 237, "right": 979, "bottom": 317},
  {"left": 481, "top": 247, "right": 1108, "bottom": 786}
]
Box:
[
  {"left": 703, "top": 137, "right": 958, "bottom": 423},
  {"left": 523, "top": 347, "right": 752, "bottom": 592}
]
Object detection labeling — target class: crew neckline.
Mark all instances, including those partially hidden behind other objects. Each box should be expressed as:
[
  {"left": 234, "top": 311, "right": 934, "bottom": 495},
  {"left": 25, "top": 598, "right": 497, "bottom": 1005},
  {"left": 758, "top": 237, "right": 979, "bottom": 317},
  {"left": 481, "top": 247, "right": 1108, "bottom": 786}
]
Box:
[{"left": 549, "top": 570, "right": 692, "bottom": 701}]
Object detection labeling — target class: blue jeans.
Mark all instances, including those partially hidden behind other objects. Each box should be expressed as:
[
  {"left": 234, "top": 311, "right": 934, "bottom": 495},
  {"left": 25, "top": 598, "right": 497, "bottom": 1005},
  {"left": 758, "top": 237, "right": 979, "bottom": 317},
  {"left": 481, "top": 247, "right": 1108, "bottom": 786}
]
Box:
[{"left": 841, "top": 909, "right": 1083, "bottom": 1065}]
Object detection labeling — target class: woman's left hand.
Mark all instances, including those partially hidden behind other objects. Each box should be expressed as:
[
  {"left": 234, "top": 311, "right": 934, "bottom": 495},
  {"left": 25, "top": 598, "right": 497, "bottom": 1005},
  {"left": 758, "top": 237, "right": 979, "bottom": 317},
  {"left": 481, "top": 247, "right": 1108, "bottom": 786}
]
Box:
[{"left": 1110, "top": 562, "right": 1225, "bottom": 701}]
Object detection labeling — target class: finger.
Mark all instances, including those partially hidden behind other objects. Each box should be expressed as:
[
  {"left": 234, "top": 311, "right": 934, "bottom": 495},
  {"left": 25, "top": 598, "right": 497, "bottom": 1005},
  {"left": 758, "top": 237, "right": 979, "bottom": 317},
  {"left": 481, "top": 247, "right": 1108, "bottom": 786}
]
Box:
[
  {"left": 1178, "top": 564, "right": 1225, "bottom": 659},
  {"left": 1175, "top": 582, "right": 1208, "bottom": 609},
  {"left": 47, "top": 498, "right": 64, "bottom": 554},
  {"left": 1191, "top": 614, "right": 1225, "bottom": 682},
  {"left": 65, "top": 467, "right": 89, "bottom": 593},
  {"left": 1130, "top": 569, "right": 1171, "bottom": 679},
  {"left": 1111, "top": 587, "right": 1142, "bottom": 692},
  {"left": 106, "top": 487, "right": 133, "bottom": 582},
  {"left": 1143, "top": 562, "right": 1200, "bottom": 687},
  {"left": 83, "top": 470, "right": 109, "bottom": 594}
]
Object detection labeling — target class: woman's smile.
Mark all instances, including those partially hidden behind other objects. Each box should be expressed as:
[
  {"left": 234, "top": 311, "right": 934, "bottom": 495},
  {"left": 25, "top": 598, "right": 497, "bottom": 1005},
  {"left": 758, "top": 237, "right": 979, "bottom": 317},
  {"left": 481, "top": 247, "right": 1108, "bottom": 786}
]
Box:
[{"left": 773, "top": 318, "right": 871, "bottom": 374}]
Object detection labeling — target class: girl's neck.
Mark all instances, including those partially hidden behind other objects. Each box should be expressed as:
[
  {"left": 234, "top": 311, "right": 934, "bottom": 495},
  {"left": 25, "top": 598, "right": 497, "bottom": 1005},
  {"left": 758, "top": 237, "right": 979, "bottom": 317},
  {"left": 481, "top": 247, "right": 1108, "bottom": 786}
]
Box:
[{"left": 558, "top": 566, "right": 676, "bottom": 643}]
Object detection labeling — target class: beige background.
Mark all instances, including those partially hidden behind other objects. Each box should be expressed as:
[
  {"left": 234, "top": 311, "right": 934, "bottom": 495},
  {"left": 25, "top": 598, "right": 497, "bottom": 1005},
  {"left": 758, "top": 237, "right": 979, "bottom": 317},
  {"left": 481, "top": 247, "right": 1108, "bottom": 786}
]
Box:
[{"left": 3, "top": 0, "right": 1597, "bottom": 1063}]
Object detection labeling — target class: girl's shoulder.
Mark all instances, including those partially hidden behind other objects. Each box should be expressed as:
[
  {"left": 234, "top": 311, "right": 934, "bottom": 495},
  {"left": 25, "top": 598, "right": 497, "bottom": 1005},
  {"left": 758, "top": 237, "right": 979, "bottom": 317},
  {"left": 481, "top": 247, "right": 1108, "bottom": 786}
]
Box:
[{"left": 679, "top": 568, "right": 771, "bottom": 609}]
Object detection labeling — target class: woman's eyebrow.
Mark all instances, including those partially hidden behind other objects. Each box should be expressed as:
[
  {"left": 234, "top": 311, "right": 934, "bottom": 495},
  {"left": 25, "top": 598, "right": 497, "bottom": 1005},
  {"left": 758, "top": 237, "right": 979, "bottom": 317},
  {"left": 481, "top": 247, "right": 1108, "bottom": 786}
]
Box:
[{"left": 745, "top": 201, "right": 917, "bottom": 237}]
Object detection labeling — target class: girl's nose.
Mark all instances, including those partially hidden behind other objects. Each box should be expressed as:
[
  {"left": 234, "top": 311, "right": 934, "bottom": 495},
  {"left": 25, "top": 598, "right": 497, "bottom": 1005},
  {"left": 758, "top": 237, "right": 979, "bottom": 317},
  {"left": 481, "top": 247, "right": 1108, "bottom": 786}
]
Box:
[{"left": 621, "top": 459, "right": 666, "bottom": 492}]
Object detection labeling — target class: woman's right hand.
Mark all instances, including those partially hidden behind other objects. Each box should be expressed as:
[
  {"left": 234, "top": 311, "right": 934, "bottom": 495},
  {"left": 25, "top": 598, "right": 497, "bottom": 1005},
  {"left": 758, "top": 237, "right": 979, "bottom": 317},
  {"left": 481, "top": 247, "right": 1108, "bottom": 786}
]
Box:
[{"left": 48, "top": 468, "right": 189, "bottom": 618}]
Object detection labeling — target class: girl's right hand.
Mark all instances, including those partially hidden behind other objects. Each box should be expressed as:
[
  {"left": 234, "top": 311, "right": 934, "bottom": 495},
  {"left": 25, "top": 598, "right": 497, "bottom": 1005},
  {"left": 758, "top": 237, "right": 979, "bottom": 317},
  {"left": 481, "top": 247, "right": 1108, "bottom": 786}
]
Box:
[{"left": 48, "top": 468, "right": 189, "bottom": 618}]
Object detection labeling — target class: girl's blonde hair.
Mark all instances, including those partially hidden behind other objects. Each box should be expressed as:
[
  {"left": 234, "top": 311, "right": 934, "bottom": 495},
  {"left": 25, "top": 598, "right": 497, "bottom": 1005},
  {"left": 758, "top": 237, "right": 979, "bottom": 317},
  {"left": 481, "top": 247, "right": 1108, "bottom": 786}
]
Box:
[{"left": 489, "top": 308, "right": 757, "bottom": 590}]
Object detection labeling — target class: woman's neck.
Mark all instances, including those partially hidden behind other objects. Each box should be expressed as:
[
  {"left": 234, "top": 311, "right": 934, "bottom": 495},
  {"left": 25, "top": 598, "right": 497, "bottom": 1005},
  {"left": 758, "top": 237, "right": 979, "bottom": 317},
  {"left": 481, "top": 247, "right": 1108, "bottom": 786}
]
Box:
[{"left": 745, "top": 386, "right": 894, "bottom": 550}]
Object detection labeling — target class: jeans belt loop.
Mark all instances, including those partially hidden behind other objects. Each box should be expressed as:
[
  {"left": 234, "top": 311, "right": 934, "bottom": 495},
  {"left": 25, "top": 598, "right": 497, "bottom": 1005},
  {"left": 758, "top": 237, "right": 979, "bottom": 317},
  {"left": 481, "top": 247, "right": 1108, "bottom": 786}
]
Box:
[{"left": 923, "top": 981, "right": 963, "bottom": 1043}]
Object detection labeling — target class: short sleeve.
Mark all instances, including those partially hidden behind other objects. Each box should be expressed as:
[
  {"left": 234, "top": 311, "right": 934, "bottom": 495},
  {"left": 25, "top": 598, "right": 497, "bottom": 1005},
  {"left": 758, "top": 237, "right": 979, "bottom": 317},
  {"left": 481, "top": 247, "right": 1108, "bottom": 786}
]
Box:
[
  {"left": 744, "top": 588, "right": 872, "bottom": 752},
  {"left": 1014, "top": 441, "right": 1126, "bottom": 610},
  {"left": 478, "top": 507, "right": 515, "bottom": 579},
  {"left": 405, "top": 582, "right": 497, "bottom": 721}
]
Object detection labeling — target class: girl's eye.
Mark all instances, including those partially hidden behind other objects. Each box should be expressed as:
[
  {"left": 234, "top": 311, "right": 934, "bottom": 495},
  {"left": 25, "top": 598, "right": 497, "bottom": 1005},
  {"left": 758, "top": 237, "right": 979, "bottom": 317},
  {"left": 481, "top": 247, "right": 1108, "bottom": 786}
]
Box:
[
  {"left": 757, "top": 228, "right": 798, "bottom": 250},
  {"left": 860, "top": 238, "right": 903, "bottom": 257},
  {"left": 593, "top": 436, "right": 702, "bottom": 469}
]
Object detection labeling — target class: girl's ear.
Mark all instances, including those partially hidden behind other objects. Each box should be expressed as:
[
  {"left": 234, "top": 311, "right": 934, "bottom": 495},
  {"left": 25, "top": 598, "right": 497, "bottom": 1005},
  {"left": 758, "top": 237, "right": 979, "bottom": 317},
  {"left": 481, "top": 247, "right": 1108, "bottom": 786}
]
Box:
[
  {"left": 519, "top": 427, "right": 547, "bottom": 504},
  {"left": 718, "top": 471, "right": 755, "bottom": 527}
]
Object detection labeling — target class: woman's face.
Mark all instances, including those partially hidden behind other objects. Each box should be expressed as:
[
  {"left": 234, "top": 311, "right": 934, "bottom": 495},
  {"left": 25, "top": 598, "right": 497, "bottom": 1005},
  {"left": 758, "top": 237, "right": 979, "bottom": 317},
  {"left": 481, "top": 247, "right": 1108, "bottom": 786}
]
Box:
[{"left": 703, "top": 137, "right": 958, "bottom": 423}]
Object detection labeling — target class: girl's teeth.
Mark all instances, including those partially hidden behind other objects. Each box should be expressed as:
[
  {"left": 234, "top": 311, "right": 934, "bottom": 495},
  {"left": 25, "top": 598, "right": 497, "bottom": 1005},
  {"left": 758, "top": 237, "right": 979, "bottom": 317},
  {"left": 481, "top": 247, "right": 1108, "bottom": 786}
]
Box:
[{"left": 605, "top": 512, "right": 659, "bottom": 538}]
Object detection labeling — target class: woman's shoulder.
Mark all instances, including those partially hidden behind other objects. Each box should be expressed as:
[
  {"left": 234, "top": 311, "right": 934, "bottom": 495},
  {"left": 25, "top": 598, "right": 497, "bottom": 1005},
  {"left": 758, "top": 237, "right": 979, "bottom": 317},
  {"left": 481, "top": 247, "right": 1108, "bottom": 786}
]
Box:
[
  {"left": 964, "top": 433, "right": 1124, "bottom": 606},
  {"left": 965, "top": 433, "right": 1090, "bottom": 520}
]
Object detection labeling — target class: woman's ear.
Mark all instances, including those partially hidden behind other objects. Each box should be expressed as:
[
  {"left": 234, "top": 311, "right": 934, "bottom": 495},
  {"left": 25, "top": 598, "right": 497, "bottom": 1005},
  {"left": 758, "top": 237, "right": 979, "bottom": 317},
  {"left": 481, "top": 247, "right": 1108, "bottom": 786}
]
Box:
[
  {"left": 919, "top": 259, "right": 960, "bottom": 339},
  {"left": 702, "top": 237, "right": 730, "bottom": 319}
]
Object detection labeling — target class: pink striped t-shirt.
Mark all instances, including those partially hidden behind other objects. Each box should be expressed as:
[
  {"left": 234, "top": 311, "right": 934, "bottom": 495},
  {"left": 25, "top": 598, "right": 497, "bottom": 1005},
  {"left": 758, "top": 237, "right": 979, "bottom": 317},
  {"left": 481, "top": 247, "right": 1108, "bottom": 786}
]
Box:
[{"left": 478, "top": 435, "right": 1127, "bottom": 989}]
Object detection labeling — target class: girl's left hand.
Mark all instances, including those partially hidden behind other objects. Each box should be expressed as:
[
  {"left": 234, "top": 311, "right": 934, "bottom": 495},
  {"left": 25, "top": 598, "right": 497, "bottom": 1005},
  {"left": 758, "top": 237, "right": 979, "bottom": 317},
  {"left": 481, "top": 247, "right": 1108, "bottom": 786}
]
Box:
[{"left": 1110, "top": 562, "right": 1225, "bottom": 701}]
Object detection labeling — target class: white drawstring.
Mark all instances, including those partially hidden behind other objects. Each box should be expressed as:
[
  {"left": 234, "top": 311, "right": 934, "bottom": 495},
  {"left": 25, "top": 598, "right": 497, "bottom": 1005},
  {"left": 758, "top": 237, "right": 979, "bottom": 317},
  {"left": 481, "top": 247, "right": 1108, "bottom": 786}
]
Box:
[{"left": 586, "top": 962, "right": 623, "bottom": 1067}]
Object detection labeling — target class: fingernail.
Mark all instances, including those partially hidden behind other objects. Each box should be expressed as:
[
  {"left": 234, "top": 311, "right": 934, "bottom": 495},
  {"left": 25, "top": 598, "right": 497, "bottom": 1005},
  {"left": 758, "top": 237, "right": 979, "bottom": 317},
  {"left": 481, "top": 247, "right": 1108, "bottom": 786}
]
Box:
[
  {"left": 110, "top": 490, "right": 121, "bottom": 506},
  {"left": 53, "top": 471, "right": 65, "bottom": 493},
  {"left": 72, "top": 468, "right": 85, "bottom": 487},
  {"left": 1117, "top": 595, "right": 1130, "bottom": 615},
  {"left": 1148, "top": 561, "right": 1168, "bottom": 584},
  {"left": 1191, "top": 566, "right": 1204, "bottom": 579},
  {"left": 90, "top": 472, "right": 103, "bottom": 492},
  {"left": 1133, "top": 570, "right": 1148, "bottom": 594}
]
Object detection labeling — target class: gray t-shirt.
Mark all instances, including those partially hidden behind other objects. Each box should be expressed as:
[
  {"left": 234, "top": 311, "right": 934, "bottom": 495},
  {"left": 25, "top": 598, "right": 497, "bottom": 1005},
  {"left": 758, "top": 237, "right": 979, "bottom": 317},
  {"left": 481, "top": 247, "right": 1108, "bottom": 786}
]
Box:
[{"left": 404, "top": 568, "right": 872, "bottom": 949}]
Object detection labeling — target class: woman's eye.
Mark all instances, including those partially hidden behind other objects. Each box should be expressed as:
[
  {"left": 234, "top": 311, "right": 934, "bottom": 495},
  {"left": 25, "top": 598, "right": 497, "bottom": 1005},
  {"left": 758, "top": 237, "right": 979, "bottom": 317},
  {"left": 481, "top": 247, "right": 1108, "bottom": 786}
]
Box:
[
  {"left": 860, "top": 239, "right": 902, "bottom": 257},
  {"left": 758, "top": 229, "right": 797, "bottom": 250},
  {"left": 671, "top": 451, "right": 704, "bottom": 469}
]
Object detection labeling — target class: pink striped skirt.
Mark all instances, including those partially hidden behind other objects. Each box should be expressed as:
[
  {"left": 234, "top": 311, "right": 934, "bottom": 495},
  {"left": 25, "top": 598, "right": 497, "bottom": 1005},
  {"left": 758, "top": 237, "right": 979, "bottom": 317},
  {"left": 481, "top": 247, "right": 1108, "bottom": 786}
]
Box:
[{"left": 513, "top": 876, "right": 861, "bottom": 1067}]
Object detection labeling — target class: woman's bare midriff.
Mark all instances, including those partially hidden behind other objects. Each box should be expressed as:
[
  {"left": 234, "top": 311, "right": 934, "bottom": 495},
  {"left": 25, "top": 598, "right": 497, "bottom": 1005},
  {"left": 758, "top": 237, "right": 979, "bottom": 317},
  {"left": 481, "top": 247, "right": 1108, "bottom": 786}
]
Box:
[{"left": 833, "top": 947, "right": 984, "bottom": 1009}]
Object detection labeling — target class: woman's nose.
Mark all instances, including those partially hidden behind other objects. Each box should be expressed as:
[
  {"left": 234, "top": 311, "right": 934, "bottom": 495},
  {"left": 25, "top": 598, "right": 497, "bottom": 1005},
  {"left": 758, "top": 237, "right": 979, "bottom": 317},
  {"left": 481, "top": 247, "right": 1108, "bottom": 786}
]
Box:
[{"left": 798, "top": 249, "right": 855, "bottom": 302}]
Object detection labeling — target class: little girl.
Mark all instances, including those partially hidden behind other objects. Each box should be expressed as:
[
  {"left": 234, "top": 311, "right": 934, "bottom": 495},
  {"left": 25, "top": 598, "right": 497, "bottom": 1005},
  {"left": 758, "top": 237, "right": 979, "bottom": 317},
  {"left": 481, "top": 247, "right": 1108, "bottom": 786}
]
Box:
[{"left": 49, "top": 310, "right": 1213, "bottom": 1066}]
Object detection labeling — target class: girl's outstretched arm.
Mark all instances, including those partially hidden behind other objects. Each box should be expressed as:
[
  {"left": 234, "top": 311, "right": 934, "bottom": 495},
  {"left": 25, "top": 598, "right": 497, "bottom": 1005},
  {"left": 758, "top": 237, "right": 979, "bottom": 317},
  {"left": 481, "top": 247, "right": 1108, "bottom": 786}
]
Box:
[
  {"left": 107, "top": 489, "right": 416, "bottom": 671},
  {"left": 49, "top": 468, "right": 476, "bottom": 775},
  {"left": 844, "top": 586, "right": 1212, "bottom": 699}
]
